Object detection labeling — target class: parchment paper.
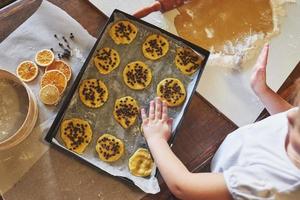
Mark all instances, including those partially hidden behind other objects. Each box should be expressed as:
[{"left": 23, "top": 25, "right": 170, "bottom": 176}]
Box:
[
  {"left": 51, "top": 12, "right": 207, "bottom": 194},
  {"left": 0, "top": 0, "right": 95, "bottom": 193}
]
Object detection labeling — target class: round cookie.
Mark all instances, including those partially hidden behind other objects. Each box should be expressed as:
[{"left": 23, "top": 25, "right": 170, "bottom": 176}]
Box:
[
  {"left": 109, "top": 20, "right": 138, "bottom": 44},
  {"left": 60, "top": 118, "right": 93, "bottom": 154},
  {"left": 113, "top": 96, "right": 139, "bottom": 129},
  {"left": 175, "top": 47, "right": 204, "bottom": 75},
  {"left": 94, "top": 48, "right": 120, "bottom": 75},
  {"left": 78, "top": 79, "right": 108, "bottom": 108},
  {"left": 129, "top": 148, "right": 154, "bottom": 177},
  {"left": 123, "top": 61, "right": 152, "bottom": 90},
  {"left": 96, "top": 134, "right": 125, "bottom": 162},
  {"left": 157, "top": 78, "right": 186, "bottom": 107},
  {"left": 142, "top": 34, "right": 169, "bottom": 60}
]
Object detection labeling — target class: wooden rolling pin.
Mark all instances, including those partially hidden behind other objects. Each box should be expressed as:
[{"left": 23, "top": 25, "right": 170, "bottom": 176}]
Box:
[{"left": 133, "top": 0, "right": 186, "bottom": 18}]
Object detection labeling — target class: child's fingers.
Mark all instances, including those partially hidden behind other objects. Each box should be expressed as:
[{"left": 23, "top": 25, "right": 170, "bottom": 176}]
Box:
[
  {"left": 257, "top": 44, "right": 269, "bottom": 69},
  {"left": 141, "top": 108, "right": 147, "bottom": 120},
  {"left": 149, "top": 100, "right": 155, "bottom": 120},
  {"left": 162, "top": 101, "right": 168, "bottom": 120},
  {"left": 155, "top": 97, "right": 162, "bottom": 120},
  {"left": 167, "top": 118, "right": 173, "bottom": 131}
]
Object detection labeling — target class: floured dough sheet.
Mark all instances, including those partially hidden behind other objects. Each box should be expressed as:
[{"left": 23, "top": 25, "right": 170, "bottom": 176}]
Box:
[
  {"left": 174, "top": 0, "right": 296, "bottom": 68},
  {"left": 197, "top": 0, "right": 300, "bottom": 126}
]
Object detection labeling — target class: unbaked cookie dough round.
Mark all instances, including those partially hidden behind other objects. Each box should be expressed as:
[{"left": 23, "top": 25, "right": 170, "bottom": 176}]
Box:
[
  {"left": 175, "top": 47, "right": 204, "bottom": 75},
  {"left": 60, "top": 118, "right": 93, "bottom": 154},
  {"left": 94, "top": 47, "right": 120, "bottom": 75},
  {"left": 96, "top": 133, "right": 125, "bottom": 162},
  {"left": 129, "top": 148, "right": 154, "bottom": 177},
  {"left": 113, "top": 96, "right": 139, "bottom": 129},
  {"left": 157, "top": 78, "right": 186, "bottom": 107},
  {"left": 78, "top": 79, "right": 108, "bottom": 108},
  {"left": 123, "top": 61, "right": 152, "bottom": 90},
  {"left": 142, "top": 34, "right": 169, "bottom": 60},
  {"left": 109, "top": 20, "right": 138, "bottom": 45}
]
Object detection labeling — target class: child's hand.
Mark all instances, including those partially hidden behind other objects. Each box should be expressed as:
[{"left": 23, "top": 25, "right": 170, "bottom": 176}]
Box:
[
  {"left": 250, "top": 44, "right": 269, "bottom": 96},
  {"left": 141, "top": 97, "right": 173, "bottom": 142}
]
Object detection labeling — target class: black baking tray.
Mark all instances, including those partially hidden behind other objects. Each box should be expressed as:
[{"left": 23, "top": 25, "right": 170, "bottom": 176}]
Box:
[{"left": 45, "top": 9, "right": 210, "bottom": 190}]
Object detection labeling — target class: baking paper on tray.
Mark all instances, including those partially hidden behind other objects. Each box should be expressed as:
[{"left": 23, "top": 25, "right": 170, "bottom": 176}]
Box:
[{"left": 51, "top": 12, "right": 207, "bottom": 194}]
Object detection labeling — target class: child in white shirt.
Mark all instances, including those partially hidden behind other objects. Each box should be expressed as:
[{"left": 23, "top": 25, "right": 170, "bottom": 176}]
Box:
[{"left": 141, "top": 45, "right": 300, "bottom": 200}]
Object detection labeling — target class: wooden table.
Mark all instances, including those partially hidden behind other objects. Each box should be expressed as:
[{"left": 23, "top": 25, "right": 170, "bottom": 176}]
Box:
[{"left": 0, "top": 0, "right": 299, "bottom": 199}]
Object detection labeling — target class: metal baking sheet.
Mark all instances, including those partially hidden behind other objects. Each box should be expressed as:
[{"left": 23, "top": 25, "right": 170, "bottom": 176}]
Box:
[{"left": 45, "top": 10, "right": 209, "bottom": 194}]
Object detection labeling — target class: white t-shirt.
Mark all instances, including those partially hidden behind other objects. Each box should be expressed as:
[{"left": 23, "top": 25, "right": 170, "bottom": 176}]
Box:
[{"left": 211, "top": 108, "right": 300, "bottom": 200}]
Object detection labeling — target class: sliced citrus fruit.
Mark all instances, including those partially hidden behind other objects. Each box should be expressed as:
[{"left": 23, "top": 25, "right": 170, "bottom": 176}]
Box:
[
  {"left": 46, "top": 60, "right": 72, "bottom": 82},
  {"left": 39, "top": 84, "right": 60, "bottom": 105},
  {"left": 40, "top": 70, "right": 67, "bottom": 95},
  {"left": 16, "top": 61, "right": 39, "bottom": 82},
  {"left": 35, "top": 49, "right": 54, "bottom": 67}
]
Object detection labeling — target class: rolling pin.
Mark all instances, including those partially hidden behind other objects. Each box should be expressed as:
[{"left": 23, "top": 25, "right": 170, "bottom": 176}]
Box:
[{"left": 133, "top": 0, "right": 186, "bottom": 18}]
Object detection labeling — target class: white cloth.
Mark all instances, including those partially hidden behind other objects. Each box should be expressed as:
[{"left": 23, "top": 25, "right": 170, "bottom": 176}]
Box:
[{"left": 211, "top": 108, "right": 300, "bottom": 200}]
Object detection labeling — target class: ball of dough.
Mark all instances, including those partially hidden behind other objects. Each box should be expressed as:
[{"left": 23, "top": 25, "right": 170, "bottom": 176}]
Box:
[{"left": 129, "top": 148, "right": 154, "bottom": 177}]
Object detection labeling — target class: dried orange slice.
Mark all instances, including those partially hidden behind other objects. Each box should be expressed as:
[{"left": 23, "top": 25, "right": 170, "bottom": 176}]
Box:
[
  {"left": 16, "top": 61, "right": 39, "bottom": 82},
  {"left": 46, "top": 60, "right": 72, "bottom": 82},
  {"left": 40, "top": 70, "right": 67, "bottom": 95},
  {"left": 35, "top": 49, "right": 54, "bottom": 67},
  {"left": 39, "top": 84, "right": 60, "bottom": 105}
]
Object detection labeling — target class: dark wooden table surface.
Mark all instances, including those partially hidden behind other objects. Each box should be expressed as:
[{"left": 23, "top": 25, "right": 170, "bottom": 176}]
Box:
[{"left": 0, "top": 0, "right": 299, "bottom": 199}]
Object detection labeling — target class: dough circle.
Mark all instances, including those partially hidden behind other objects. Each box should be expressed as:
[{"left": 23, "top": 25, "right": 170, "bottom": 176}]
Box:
[
  {"left": 129, "top": 148, "right": 154, "bottom": 177},
  {"left": 109, "top": 20, "right": 138, "bottom": 44},
  {"left": 175, "top": 47, "right": 204, "bottom": 75},
  {"left": 113, "top": 96, "right": 139, "bottom": 129},
  {"left": 96, "top": 133, "right": 125, "bottom": 162},
  {"left": 78, "top": 79, "right": 109, "bottom": 108},
  {"left": 157, "top": 78, "right": 186, "bottom": 107},
  {"left": 142, "top": 34, "right": 169, "bottom": 60},
  {"left": 94, "top": 47, "right": 120, "bottom": 75},
  {"left": 60, "top": 118, "right": 93, "bottom": 154},
  {"left": 123, "top": 61, "right": 152, "bottom": 90}
]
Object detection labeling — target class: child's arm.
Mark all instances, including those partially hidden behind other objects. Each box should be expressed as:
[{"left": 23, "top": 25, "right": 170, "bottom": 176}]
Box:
[
  {"left": 250, "top": 44, "right": 293, "bottom": 115},
  {"left": 141, "top": 98, "right": 232, "bottom": 200}
]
